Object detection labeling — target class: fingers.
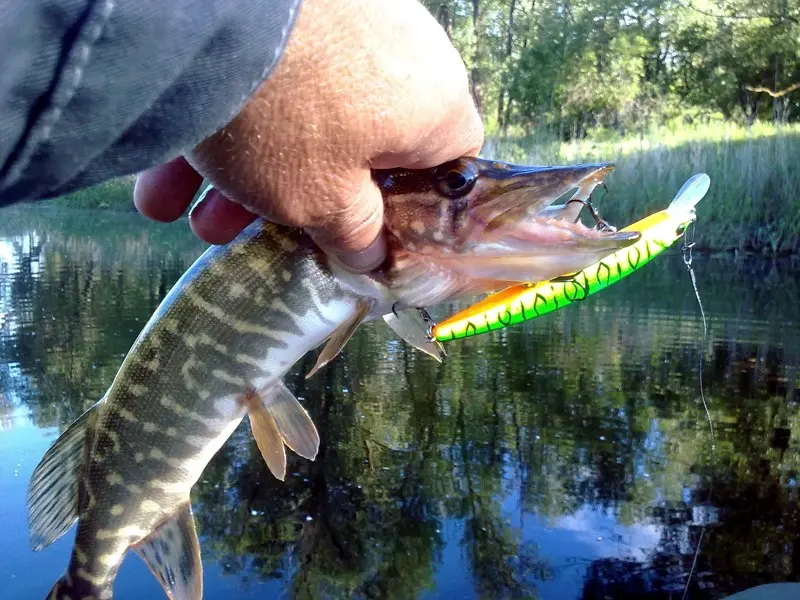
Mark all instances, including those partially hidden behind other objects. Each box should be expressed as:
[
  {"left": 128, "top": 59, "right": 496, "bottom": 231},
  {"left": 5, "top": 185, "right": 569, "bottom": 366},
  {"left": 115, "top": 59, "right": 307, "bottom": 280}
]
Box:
[
  {"left": 133, "top": 156, "right": 204, "bottom": 222},
  {"left": 305, "top": 169, "right": 387, "bottom": 272},
  {"left": 370, "top": 86, "right": 485, "bottom": 171},
  {"left": 135, "top": 156, "right": 257, "bottom": 246},
  {"left": 188, "top": 188, "right": 258, "bottom": 245},
  {"left": 370, "top": 109, "right": 485, "bottom": 170}
]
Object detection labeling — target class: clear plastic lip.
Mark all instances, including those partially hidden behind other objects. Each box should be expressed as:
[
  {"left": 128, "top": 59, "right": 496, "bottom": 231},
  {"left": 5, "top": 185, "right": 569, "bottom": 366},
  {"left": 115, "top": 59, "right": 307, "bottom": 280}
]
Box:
[{"left": 667, "top": 173, "right": 711, "bottom": 216}]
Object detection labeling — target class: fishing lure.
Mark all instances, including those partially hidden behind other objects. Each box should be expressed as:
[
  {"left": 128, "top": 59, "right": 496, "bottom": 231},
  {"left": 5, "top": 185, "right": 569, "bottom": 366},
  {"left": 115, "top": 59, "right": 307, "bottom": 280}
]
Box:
[{"left": 431, "top": 173, "right": 711, "bottom": 342}]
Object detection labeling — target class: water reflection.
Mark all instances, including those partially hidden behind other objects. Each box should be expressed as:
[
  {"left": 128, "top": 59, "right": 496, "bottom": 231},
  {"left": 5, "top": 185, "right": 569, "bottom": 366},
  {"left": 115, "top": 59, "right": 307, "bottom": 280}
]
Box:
[{"left": 0, "top": 207, "right": 799, "bottom": 599}]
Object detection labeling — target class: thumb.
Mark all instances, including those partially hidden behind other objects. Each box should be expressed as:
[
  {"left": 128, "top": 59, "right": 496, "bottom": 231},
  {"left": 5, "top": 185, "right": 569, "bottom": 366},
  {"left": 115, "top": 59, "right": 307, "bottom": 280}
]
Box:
[{"left": 305, "top": 169, "right": 387, "bottom": 273}]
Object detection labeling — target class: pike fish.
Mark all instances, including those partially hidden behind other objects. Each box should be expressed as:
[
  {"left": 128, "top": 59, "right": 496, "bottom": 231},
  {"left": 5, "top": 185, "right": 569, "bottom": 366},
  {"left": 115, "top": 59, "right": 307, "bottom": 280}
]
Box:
[{"left": 28, "top": 158, "right": 640, "bottom": 600}]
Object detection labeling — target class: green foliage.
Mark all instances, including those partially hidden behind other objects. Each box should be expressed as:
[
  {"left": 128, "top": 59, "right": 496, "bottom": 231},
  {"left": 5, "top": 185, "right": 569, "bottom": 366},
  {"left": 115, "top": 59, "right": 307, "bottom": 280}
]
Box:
[
  {"left": 422, "top": 0, "right": 800, "bottom": 135},
  {"left": 37, "top": 176, "right": 137, "bottom": 210}
]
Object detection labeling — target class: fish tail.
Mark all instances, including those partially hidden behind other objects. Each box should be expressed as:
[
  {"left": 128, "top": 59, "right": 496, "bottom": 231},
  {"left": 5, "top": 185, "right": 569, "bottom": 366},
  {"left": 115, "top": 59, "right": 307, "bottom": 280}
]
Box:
[{"left": 46, "top": 570, "right": 113, "bottom": 600}]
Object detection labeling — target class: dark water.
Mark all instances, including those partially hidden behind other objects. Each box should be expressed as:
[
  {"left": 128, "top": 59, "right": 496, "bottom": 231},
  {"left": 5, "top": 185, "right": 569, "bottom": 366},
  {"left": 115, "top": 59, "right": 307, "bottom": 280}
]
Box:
[{"left": 1, "top": 207, "right": 799, "bottom": 600}]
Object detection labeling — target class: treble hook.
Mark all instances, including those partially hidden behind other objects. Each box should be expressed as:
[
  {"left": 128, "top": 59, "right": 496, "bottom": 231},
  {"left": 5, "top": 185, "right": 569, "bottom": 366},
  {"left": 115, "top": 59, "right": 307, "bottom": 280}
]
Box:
[
  {"left": 416, "top": 307, "right": 437, "bottom": 339},
  {"left": 566, "top": 197, "right": 617, "bottom": 232}
]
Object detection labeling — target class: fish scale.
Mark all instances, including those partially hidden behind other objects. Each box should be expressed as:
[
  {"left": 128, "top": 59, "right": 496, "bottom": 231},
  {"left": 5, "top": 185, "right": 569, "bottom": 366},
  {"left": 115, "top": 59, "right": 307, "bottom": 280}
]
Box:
[
  {"left": 43, "top": 222, "right": 363, "bottom": 599},
  {"left": 27, "top": 159, "right": 641, "bottom": 600}
]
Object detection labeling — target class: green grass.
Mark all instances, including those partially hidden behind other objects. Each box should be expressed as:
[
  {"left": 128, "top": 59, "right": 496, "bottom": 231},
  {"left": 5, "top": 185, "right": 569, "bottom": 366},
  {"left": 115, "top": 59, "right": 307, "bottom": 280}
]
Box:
[
  {"left": 39, "top": 175, "right": 137, "bottom": 210},
  {"left": 487, "top": 122, "right": 800, "bottom": 254},
  {"left": 32, "top": 122, "right": 800, "bottom": 254}
]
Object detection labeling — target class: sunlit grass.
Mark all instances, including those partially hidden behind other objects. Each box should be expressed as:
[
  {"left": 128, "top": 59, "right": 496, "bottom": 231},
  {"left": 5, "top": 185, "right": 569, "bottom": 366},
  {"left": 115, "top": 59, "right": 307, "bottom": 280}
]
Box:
[
  {"left": 26, "top": 123, "right": 800, "bottom": 254},
  {"left": 40, "top": 175, "right": 137, "bottom": 210},
  {"left": 487, "top": 122, "right": 800, "bottom": 254}
]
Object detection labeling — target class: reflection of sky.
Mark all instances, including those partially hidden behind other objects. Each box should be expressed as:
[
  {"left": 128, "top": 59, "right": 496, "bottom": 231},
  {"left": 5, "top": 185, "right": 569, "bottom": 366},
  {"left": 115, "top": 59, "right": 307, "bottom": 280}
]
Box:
[
  {"left": 0, "top": 233, "right": 42, "bottom": 276},
  {"left": 424, "top": 493, "right": 662, "bottom": 600},
  {"left": 523, "top": 508, "right": 661, "bottom": 599},
  {"left": 0, "top": 411, "right": 287, "bottom": 600},
  {"left": 421, "top": 458, "right": 664, "bottom": 600},
  {"left": 1, "top": 397, "right": 666, "bottom": 600},
  {"left": 0, "top": 238, "right": 19, "bottom": 270},
  {"left": 0, "top": 408, "right": 70, "bottom": 599},
  {"left": 0, "top": 238, "right": 17, "bottom": 331},
  {"left": 508, "top": 468, "right": 660, "bottom": 600},
  {"left": 0, "top": 233, "right": 42, "bottom": 334}
]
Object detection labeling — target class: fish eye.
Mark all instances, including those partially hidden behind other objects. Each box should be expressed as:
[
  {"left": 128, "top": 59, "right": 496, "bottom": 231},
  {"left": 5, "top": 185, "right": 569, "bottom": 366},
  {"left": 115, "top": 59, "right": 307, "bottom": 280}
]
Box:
[{"left": 436, "top": 164, "right": 477, "bottom": 198}]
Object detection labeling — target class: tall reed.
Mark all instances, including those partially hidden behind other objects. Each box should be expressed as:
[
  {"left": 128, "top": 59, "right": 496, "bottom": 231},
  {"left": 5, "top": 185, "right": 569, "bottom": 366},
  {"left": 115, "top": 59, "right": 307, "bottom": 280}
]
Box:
[
  {"left": 487, "top": 122, "right": 800, "bottom": 254},
  {"left": 38, "top": 123, "right": 800, "bottom": 254}
]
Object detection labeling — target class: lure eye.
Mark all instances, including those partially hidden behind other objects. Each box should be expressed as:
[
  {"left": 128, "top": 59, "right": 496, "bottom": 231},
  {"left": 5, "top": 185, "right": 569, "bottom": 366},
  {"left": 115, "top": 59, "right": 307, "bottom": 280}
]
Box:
[
  {"left": 435, "top": 163, "right": 478, "bottom": 198},
  {"left": 676, "top": 224, "right": 687, "bottom": 236}
]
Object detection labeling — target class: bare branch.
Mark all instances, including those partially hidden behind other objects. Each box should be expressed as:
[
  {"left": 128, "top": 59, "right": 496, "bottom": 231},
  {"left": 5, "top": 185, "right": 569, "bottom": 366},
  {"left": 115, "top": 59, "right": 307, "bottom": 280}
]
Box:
[
  {"left": 676, "top": 0, "right": 800, "bottom": 24},
  {"left": 745, "top": 83, "right": 800, "bottom": 98}
]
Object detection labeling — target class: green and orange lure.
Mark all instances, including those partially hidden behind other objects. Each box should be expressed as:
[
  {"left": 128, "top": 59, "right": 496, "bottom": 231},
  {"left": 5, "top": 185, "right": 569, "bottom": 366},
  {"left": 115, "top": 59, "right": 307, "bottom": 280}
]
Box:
[{"left": 431, "top": 173, "right": 711, "bottom": 342}]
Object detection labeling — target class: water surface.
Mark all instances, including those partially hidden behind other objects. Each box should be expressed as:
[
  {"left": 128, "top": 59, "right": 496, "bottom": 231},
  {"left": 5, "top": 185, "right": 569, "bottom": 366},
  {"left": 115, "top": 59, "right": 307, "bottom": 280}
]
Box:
[{"left": 1, "top": 207, "right": 799, "bottom": 599}]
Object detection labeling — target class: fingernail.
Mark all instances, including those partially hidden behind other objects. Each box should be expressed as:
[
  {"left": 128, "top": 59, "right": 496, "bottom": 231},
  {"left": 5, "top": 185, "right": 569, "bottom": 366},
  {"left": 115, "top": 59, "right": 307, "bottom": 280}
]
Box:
[{"left": 330, "top": 234, "right": 388, "bottom": 273}]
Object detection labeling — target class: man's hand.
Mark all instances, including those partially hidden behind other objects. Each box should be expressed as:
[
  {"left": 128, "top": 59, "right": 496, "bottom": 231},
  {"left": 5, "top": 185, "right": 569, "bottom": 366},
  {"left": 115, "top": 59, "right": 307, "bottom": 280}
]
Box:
[{"left": 133, "top": 0, "right": 483, "bottom": 272}]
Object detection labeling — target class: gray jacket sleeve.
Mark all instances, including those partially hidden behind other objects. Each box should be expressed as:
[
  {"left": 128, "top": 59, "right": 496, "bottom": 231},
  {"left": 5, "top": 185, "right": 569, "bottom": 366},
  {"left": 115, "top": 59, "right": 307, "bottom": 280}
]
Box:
[{"left": 0, "top": 0, "right": 301, "bottom": 205}]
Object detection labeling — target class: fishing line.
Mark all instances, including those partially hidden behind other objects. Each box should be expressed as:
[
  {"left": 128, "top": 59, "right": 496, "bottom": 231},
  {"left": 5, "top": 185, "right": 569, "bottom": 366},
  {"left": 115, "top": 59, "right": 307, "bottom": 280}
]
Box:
[
  {"left": 682, "top": 220, "right": 714, "bottom": 446},
  {"left": 681, "top": 219, "right": 716, "bottom": 600}
]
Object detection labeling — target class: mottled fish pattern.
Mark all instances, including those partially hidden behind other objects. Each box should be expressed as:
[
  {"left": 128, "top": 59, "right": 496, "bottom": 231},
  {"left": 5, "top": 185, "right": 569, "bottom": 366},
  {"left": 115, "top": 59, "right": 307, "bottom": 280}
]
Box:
[
  {"left": 28, "top": 159, "right": 642, "bottom": 600},
  {"left": 33, "top": 223, "right": 362, "bottom": 600}
]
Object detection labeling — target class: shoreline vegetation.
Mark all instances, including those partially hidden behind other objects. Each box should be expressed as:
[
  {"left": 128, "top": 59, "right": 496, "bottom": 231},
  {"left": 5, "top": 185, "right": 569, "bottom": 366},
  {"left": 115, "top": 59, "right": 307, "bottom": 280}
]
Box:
[
  {"left": 39, "top": 175, "right": 138, "bottom": 211},
  {"left": 40, "top": 122, "right": 800, "bottom": 255},
  {"left": 20, "top": 0, "right": 800, "bottom": 253}
]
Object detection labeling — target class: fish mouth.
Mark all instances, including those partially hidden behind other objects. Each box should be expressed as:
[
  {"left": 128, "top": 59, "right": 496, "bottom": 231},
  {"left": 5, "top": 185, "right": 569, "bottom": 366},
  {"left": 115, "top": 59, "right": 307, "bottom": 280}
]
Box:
[
  {"left": 435, "top": 159, "right": 640, "bottom": 283},
  {"left": 453, "top": 159, "right": 618, "bottom": 242},
  {"left": 441, "top": 217, "right": 640, "bottom": 283},
  {"left": 377, "top": 157, "right": 642, "bottom": 293}
]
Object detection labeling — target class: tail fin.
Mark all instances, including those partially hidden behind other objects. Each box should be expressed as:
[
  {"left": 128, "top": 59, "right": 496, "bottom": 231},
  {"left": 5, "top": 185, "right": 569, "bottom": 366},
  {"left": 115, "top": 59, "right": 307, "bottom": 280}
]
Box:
[
  {"left": 45, "top": 573, "right": 112, "bottom": 600},
  {"left": 28, "top": 398, "right": 104, "bottom": 551},
  {"left": 45, "top": 576, "right": 67, "bottom": 600}
]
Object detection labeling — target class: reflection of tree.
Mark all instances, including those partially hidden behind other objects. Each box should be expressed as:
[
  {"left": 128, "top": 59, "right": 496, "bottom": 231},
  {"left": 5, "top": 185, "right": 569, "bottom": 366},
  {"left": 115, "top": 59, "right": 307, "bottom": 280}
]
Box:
[
  {"left": 0, "top": 217, "right": 200, "bottom": 430},
  {"left": 457, "top": 393, "right": 550, "bottom": 600},
  {"left": 0, "top": 393, "right": 13, "bottom": 430},
  {"left": 4, "top": 211, "right": 800, "bottom": 598}
]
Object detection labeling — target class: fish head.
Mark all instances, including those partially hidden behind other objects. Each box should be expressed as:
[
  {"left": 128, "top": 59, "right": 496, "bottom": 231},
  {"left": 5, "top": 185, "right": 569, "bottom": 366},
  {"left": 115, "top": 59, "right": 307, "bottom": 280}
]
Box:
[{"left": 373, "top": 157, "right": 641, "bottom": 305}]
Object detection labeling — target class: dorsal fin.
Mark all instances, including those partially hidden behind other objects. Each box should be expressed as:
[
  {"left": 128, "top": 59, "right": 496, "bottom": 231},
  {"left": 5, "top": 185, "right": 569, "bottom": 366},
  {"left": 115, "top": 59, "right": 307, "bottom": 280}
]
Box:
[
  {"left": 27, "top": 397, "right": 104, "bottom": 551},
  {"left": 132, "top": 502, "right": 202, "bottom": 600},
  {"left": 306, "top": 298, "right": 374, "bottom": 379}
]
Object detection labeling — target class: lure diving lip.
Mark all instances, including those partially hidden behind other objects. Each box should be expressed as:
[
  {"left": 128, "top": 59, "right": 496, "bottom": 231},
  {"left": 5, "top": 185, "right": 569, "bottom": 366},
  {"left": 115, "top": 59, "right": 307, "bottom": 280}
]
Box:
[{"left": 431, "top": 173, "right": 712, "bottom": 343}]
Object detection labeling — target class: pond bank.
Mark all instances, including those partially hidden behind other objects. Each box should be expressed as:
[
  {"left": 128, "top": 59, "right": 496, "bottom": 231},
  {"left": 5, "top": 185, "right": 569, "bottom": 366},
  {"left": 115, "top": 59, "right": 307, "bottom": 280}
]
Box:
[{"left": 33, "top": 122, "right": 800, "bottom": 256}]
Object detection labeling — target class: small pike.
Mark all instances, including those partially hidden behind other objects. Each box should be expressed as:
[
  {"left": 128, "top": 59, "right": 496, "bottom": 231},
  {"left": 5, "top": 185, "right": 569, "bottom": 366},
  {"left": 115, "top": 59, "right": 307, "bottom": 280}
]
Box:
[{"left": 28, "top": 158, "right": 638, "bottom": 600}]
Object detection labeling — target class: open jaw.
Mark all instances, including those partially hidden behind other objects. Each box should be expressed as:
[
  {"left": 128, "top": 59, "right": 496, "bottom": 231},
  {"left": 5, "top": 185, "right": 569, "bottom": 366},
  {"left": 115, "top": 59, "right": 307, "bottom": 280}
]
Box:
[
  {"left": 371, "top": 158, "right": 643, "bottom": 307},
  {"left": 379, "top": 158, "right": 641, "bottom": 285},
  {"left": 433, "top": 215, "right": 641, "bottom": 283}
]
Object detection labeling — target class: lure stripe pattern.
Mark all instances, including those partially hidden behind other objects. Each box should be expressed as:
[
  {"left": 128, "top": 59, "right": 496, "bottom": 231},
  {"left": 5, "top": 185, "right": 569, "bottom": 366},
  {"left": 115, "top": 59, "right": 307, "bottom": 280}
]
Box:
[{"left": 432, "top": 209, "right": 694, "bottom": 342}]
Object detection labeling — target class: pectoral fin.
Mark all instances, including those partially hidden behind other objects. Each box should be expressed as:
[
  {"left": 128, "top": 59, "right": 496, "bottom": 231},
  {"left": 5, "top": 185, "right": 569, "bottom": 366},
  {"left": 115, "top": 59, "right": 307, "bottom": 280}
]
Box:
[
  {"left": 383, "top": 309, "right": 445, "bottom": 362},
  {"left": 306, "top": 298, "right": 374, "bottom": 378},
  {"left": 132, "top": 502, "right": 202, "bottom": 600},
  {"left": 245, "top": 383, "right": 320, "bottom": 480},
  {"left": 27, "top": 397, "right": 104, "bottom": 551}
]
